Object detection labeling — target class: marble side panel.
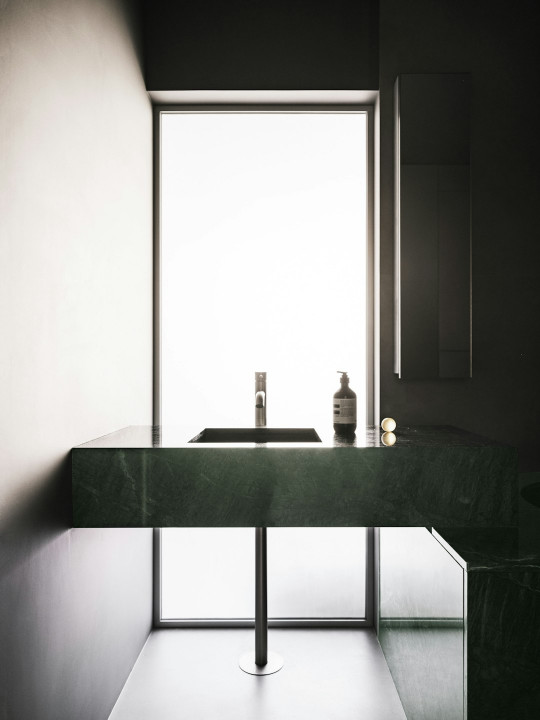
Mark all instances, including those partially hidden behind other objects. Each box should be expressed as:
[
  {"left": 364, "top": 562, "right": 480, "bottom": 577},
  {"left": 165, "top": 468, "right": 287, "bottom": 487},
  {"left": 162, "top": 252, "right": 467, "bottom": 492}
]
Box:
[
  {"left": 433, "top": 527, "right": 540, "bottom": 719},
  {"left": 72, "top": 442, "right": 517, "bottom": 528},
  {"left": 467, "top": 570, "right": 540, "bottom": 719}
]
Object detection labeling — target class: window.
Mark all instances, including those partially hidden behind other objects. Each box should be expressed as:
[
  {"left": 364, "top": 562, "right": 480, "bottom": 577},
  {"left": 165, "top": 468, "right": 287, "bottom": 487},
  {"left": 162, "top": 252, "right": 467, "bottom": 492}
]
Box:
[
  {"left": 158, "top": 527, "right": 371, "bottom": 625},
  {"left": 156, "top": 106, "right": 374, "bottom": 625}
]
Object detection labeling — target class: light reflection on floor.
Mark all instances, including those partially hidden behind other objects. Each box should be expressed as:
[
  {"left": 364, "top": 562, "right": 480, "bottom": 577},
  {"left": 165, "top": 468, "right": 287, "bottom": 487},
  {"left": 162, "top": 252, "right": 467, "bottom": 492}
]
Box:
[{"left": 109, "top": 629, "right": 406, "bottom": 720}]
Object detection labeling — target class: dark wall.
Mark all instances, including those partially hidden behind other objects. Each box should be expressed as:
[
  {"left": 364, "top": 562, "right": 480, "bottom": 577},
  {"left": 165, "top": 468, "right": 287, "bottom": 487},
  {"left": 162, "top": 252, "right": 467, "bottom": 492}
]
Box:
[
  {"left": 379, "top": 0, "right": 540, "bottom": 471},
  {"left": 143, "top": 0, "right": 540, "bottom": 469},
  {"left": 0, "top": 1, "right": 153, "bottom": 718},
  {"left": 144, "top": 0, "right": 379, "bottom": 90}
]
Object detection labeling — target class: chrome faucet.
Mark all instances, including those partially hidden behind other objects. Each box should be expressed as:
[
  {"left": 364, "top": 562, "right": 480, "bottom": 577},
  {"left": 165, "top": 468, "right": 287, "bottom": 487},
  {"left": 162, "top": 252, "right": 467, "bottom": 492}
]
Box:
[{"left": 255, "top": 372, "right": 266, "bottom": 427}]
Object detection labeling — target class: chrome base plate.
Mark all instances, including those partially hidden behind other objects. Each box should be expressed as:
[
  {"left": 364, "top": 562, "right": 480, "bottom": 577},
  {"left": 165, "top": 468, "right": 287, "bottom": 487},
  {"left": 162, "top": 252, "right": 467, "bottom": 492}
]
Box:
[{"left": 239, "top": 650, "right": 284, "bottom": 675}]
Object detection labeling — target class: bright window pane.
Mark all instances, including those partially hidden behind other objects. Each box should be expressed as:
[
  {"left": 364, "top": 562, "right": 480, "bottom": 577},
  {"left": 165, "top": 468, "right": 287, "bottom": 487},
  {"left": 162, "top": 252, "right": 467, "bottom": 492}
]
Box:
[
  {"left": 268, "top": 528, "right": 366, "bottom": 618},
  {"left": 160, "top": 111, "right": 369, "bottom": 621},
  {"left": 161, "top": 529, "right": 254, "bottom": 619},
  {"left": 161, "top": 528, "right": 366, "bottom": 620},
  {"left": 161, "top": 111, "right": 367, "bottom": 431}
]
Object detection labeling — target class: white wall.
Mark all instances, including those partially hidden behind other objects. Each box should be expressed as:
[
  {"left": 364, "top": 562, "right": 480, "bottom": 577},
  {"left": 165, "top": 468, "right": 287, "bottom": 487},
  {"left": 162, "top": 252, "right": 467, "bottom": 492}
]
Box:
[{"left": 0, "top": 1, "right": 153, "bottom": 717}]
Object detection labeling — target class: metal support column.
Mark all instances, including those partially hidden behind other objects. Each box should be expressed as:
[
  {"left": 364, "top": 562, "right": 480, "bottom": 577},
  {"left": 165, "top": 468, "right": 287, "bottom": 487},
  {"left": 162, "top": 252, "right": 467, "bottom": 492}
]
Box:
[
  {"left": 255, "top": 526, "right": 268, "bottom": 665},
  {"left": 239, "top": 527, "right": 284, "bottom": 675}
]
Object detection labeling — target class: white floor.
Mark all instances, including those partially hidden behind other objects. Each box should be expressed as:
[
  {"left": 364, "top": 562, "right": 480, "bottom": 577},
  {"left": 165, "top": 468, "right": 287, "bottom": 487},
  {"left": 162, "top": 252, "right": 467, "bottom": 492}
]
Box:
[{"left": 109, "top": 629, "right": 406, "bottom": 720}]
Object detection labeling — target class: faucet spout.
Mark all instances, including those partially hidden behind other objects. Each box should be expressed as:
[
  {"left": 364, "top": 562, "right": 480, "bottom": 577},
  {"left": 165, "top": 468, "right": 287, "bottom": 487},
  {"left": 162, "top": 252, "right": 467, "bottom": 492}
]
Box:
[{"left": 255, "top": 372, "right": 266, "bottom": 427}]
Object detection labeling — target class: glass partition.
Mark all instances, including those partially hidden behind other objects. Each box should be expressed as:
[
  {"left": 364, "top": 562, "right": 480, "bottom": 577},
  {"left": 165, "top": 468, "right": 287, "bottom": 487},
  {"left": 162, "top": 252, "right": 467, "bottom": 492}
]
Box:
[{"left": 379, "top": 527, "right": 465, "bottom": 720}]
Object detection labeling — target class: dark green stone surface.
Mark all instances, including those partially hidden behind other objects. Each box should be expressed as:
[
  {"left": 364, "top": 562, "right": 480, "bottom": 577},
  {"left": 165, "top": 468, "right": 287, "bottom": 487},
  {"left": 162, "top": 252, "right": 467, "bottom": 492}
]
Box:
[
  {"left": 71, "top": 425, "right": 517, "bottom": 528},
  {"left": 378, "top": 524, "right": 540, "bottom": 719},
  {"left": 466, "top": 570, "right": 540, "bottom": 719},
  {"left": 434, "top": 526, "right": 540, "bottom": 570},
  {"left": 433, "top": 526, "right": 540, "bottom": 719},
  {"left": 72, "top": 424, "right": 532, "bottom": 716}
]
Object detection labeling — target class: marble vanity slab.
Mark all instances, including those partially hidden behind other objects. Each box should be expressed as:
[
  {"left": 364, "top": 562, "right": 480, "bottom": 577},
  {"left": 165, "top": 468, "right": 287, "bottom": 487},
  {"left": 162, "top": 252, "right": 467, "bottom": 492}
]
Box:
[{"left": 71, "top": 425, "right": 517, "bottom": 528}]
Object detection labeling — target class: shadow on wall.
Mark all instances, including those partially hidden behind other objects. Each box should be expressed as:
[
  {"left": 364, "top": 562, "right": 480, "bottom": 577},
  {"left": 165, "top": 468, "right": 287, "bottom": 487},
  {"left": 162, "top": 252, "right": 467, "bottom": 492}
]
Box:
[
  {"left": 0, "top": 455, "right": 153, "bottom": 720},
  {"left": 0, "top": 456, "right": 71, "bottom": 577}
]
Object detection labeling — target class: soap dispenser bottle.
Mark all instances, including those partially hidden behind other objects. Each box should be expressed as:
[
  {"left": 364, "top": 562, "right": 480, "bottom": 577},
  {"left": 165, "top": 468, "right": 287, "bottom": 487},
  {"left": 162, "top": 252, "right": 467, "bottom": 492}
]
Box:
[{"left": 333, "top": 371, "right": 357, "bottom": 437}]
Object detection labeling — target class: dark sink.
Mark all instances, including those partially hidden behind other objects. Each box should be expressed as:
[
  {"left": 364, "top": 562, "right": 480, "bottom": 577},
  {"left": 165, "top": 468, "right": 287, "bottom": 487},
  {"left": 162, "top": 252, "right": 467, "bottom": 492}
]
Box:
[{"left": 189, "top": 427, "right": 322, "bottom": 443}]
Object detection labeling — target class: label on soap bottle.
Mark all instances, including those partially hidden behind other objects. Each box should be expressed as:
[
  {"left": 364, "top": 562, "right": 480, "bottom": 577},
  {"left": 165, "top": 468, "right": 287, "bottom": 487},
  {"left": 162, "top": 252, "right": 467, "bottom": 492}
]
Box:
[{"left": 333, "top": 399, "right": 357, "bottom": 424}]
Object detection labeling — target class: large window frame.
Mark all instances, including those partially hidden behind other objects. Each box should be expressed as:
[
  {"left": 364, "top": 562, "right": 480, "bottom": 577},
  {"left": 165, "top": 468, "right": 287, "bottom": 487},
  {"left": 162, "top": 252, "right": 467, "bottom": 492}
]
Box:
[
  {"left": 152, "top": 101, "right": 377, "bottom": 629},
  {"left": 154, "top": 527, "right": 375, "bottom": 628}
]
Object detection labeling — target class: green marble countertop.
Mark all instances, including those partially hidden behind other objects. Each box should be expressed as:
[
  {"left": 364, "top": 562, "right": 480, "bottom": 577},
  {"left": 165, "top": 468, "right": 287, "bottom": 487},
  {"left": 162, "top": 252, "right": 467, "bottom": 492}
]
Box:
[
  {"left": 75, "top": 424, "right": 511, "bottom": 449},
  {"left": 72, "top": 425, "right": 517, "bottom": 529}
]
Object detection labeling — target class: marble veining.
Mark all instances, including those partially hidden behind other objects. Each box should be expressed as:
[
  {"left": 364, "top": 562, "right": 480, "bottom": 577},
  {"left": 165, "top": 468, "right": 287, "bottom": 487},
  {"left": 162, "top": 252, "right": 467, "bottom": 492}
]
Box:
[
  {"left": 433, "top": 527, "right": 540, "bottom": 570},
  {"left": 72, "top": 425, "right": 517, "bottom": 528},
  {"left": 466, "top": 570, "right": 540, "bottom": 718}
]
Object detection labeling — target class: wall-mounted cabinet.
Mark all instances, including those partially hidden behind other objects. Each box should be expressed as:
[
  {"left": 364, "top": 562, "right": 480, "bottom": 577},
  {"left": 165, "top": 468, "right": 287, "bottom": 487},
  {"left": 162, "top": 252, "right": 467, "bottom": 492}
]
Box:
[{"left": 394, "top": 74, "right": 471, "bottom": 379}]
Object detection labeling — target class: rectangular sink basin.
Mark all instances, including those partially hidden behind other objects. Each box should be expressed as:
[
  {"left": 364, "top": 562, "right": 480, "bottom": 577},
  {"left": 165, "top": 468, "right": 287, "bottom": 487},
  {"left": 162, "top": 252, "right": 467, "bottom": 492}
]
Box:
[{"left": 189, "top": 427, "right": 322, "bottom": 443}]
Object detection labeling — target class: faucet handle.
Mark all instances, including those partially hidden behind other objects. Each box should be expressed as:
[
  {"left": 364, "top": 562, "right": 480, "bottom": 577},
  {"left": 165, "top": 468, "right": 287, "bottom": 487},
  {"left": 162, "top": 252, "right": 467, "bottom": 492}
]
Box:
[{"left": 255, "top": 372, "right": 266, "bottom": 427}]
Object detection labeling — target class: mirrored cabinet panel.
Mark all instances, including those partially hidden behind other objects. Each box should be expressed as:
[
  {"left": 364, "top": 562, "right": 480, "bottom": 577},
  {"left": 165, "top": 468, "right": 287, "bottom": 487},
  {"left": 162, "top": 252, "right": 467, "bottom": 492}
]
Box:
[{"left": 395, "top": 74, "right": 471, "bottom": 379}]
